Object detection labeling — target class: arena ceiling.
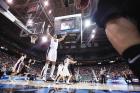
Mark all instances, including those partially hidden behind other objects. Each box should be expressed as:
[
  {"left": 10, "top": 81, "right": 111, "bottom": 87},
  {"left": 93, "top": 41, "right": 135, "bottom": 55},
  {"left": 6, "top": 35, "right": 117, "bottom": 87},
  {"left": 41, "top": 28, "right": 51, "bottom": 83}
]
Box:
[{"left": 0, "top": 0, "right": 120, "bottom": 62}]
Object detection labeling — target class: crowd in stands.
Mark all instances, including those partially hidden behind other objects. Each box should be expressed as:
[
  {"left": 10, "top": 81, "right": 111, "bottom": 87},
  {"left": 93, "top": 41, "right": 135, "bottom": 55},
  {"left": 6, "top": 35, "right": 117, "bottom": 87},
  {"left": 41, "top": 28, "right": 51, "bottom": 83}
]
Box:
[
  {"left": 0, "top": 51, "right": 18, "bottom": 71},
  {"left": 0, "top": 51, "right": 42, "bottom": 76},
  {"left": 0, "top": 51, "right": 138, "bottom": 83},
  {"left": 74, "top": 63, "right": 136, "bottom": 83}
]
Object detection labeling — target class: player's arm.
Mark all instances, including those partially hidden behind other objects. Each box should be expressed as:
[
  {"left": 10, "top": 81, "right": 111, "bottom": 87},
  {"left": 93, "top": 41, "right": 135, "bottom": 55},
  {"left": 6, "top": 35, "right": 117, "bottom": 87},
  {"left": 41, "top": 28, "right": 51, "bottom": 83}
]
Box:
[
  {"left": 70, "top": 59, "right": 77, "bottom": 64},
  {"left": 16, "top": 56, "right": 24, "bottom": 63},
  {"left": 16, "top": 58, "right": 22, "bottom": 63},
  {"left": 47, "top": 30, "right": 53, "bottom": 39},
  {"left": 72, "top": 59, "right": 77, "bottom": 63},
  {"left": 46, "top": 24, "right": 54, "bottom": 39},
  {"left": 25, "top": 65, "right": 30, "bottom": 68},
  {"left": 28, "top": 59, "right": 32, "bottom": 63},
  {"left": 32, "top": 60, "right": 36, "bottom": 64},
  {"left": 58, "top": 34, "right": 67, "bottom": 42}
]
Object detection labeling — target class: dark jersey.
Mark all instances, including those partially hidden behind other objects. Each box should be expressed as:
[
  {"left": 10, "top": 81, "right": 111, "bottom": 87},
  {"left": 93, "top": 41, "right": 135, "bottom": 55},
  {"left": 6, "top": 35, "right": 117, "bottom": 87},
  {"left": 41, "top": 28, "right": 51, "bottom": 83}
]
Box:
[{"left": 68, "top": 64, "right": 75, "bottom": 75}]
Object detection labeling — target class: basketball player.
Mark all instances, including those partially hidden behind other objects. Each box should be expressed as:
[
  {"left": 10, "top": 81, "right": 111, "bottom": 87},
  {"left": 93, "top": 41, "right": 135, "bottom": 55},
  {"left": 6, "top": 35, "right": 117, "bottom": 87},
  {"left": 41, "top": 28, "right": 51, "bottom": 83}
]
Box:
[
  {"left": 23, "top": 59, "right": 36, "bottom": 80},
  {"left": 41, "top": 25, "right": 67, "bottom": 81},
  {"left": 24, "top": 59, "right": 36, "bottom": 73},
  {"left": 11, "top": 58, "right": 35, "bottom": 81},
  {"left": 68, "top": 57, "right": 77, "bottom": 83},
  {"left": 12, "top": 54, "right": 27, "bottom": 75},
  {"left": 100, "top": 67, "right": 106, "bottom": 84},
  {"left": 54, "top": 63, "right": 64, "bottom": 83},
  {"left": 76, "top": 0, "right": 140, "bottom": 79},
  {"left": 27, "top": 59, "right": 35, "bottom": 67},
  {"left": 56, "top": 55, "right": 77, "bottom": 84},
  {"left": 9, "top": 54, "right": 27, "bottom": 81}
]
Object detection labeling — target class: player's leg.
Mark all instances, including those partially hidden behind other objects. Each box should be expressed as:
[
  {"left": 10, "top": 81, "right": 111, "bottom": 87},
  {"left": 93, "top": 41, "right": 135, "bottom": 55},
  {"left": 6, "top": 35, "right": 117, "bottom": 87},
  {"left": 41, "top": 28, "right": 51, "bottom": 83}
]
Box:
[
  {"left": 66, "top": 75, "right": 72, "bottom": 84},
  {"left": 42, "top": 61, "right": 50, "bottom": 80},
  {"left": 50, "top": 61, "right": 56, "bottom": 80}
]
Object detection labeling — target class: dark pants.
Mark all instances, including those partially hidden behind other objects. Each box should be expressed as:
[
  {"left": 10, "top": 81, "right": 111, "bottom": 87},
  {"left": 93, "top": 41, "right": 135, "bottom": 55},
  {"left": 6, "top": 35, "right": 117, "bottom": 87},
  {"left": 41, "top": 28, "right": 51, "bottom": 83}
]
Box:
[
  {"left": 68, "top": 65, "right": 76, "bottom": 82},
  {"left": 101, "top": 75, "right": 106, "bottom": 84}
]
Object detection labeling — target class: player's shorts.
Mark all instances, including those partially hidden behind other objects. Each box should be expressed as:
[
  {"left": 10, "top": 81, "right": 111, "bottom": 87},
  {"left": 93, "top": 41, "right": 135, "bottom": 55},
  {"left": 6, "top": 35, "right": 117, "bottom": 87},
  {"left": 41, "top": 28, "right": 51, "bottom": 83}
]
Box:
[{"left": 47, "top": 48, "right": 57, "bottom": 62}]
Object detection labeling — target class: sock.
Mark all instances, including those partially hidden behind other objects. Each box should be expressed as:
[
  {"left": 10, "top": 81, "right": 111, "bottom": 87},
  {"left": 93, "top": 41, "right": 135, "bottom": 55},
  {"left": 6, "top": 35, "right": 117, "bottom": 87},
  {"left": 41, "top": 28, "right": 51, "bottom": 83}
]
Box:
[
  {"left": 43, "top": 64, "right": 49, "bottom": 77},
  {"left": 67, "top": 76, "right": 72, "bottom": 83},
  {"left": 41, "top": 65, "right": 46, "bottom": 76},
  {"left": 50, "top": 65, "right": 55, "bottom": 77}
]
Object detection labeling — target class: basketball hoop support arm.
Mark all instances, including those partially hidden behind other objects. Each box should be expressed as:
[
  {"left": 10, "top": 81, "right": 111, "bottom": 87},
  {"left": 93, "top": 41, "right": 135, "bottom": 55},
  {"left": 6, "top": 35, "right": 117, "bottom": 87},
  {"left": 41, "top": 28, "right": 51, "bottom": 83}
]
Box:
[{"left": 0, "top": 9, "right": 32, "bottom": 34}]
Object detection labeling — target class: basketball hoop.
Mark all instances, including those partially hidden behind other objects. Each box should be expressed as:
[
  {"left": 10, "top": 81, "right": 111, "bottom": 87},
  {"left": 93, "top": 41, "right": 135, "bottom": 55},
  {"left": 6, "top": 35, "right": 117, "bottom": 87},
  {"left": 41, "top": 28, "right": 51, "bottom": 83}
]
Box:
[{"left": 30, "top": 35, "right": 38, "bottom": 44}]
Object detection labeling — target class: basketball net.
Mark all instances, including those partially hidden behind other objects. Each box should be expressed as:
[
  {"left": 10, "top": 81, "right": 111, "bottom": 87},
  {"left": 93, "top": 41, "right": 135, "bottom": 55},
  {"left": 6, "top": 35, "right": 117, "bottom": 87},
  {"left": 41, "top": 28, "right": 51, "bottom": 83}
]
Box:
[{"left": 30, "top": 35, "right": 38, "bottom": 44}]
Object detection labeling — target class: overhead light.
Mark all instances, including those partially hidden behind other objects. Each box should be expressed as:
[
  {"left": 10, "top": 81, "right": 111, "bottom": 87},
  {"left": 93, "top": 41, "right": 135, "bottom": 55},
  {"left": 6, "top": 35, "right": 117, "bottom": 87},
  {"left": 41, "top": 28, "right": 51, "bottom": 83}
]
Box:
[
  {"left": 98, "top": 62, "right": 101, "bottom": 65},
  {"left": 1, "top": 46, "right": 4, "bottom": 49},
  {"left": 27, "top": 19, "right": 33, "bottom": 26},
  {"left": 6, "top": 0, "right": 13, "bottom": 4},
  {"left": 92, "top": 29, "right": 96, "bottom": 34},
  {"left": 109, "top": 60, "right": 115, "bottom": 63},
  {"left": 48, "top": 10, "right": 52, "bottom": 14},
  {"left": 0, "top": 46, "right": 8, "bottom": 51},
  {"left": 84, "top": 19, "right": 91, "bottom": 28},
  {"left": 91, "top": 34, "right": 95, "bottom": 39},
  {"left": 91, "top": 29, "right": 96, "bottom": 39},
  {"left": 41, "top": 36, "right": 48, "bottom": 43},
  {"left": 44, "top": 0, "right": 49, "bottom": 6}
]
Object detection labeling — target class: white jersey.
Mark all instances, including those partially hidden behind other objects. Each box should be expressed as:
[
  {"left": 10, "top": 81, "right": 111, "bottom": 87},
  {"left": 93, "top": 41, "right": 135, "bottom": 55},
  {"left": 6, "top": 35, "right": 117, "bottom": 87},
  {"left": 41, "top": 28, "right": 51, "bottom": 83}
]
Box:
[
  {"left": 58, "top": 64, "right": 63, "bottom": 72},
  {"left": 64, "top": 58, "right": 70, "bottom": 67},
  {"left": 47, "top": 38, "right": 58, "bottom": 62},
  {"left": 100, "top": 69, "right": 106, "bottom": 75},
  {"left": 57, "top": 64, "right": 64, "bottom": 76},
  {"left": 63, "top": 58, "right": 70, "bottom": 76},
  {"left": 50, "top": 38, "right": 58, "bottom": 49}
]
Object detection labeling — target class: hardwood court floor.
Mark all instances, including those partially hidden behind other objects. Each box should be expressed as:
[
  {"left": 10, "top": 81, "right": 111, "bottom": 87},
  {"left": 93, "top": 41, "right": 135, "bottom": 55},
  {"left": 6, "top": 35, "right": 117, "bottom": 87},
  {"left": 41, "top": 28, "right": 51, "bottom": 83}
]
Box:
[{"left": 0, "top": 80, "right": 140, "bottom": 93}]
